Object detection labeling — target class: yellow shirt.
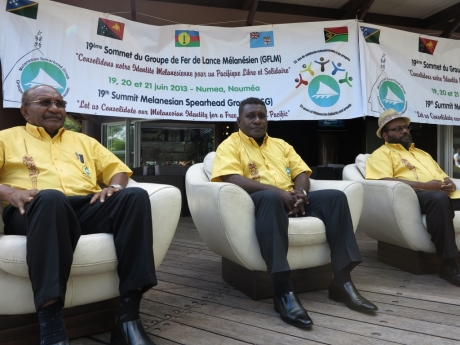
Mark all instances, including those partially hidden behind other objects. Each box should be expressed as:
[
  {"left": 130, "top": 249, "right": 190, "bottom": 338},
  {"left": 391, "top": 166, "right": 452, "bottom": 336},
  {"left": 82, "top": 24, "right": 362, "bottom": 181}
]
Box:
[
  {"left": 366, "top": 142, "right": 460, "bottom": 199},
  {"left": 0, "top": 123, "right": 132, "bottom": 196},
  {"left": 212, "top": 130, "right": 310, "bottom": 191}
]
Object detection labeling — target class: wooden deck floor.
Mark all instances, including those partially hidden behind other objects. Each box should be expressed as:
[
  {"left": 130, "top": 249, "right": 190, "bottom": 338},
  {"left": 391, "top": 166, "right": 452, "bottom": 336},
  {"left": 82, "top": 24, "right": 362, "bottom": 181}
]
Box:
[{"left": 72, "top": 217, "right": 460, "bottom": 345}]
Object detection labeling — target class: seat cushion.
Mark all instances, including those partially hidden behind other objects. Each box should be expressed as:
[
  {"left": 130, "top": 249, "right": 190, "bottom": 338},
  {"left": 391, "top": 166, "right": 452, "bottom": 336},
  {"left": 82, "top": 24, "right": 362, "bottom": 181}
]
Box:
[
  {"left": 288, "top": 217, "right": 326, "bottom": 246},
  {"left": 0, "top": 233, "right": 117, "bottom": 278}
]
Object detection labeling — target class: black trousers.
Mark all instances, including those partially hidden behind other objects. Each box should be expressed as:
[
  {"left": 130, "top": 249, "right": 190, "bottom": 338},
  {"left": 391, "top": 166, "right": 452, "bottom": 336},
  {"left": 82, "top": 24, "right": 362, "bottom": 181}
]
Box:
[
  {"left": 415, "top": 191, "right": 460, "bottom": 259},
  {"left": 3, "top": 188, "right": 157, "bottom": 310},
  {"left": 250, "top": 189, "right": 362, "bottom": 276}
]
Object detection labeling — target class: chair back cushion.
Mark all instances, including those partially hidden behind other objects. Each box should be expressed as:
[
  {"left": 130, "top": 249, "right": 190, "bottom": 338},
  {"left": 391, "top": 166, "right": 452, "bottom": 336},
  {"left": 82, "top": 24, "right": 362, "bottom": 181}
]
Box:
[
  {"left": 203, "top": 152, "right": 216, "bottom": 181},
  {"left": 356, "top": 154, "right": 371, "bottom": 177}
]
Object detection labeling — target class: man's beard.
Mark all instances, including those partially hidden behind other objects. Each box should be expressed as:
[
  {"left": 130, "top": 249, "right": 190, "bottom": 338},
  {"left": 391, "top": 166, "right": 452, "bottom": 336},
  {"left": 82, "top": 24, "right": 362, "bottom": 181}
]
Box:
[{"left": 389, "top": 133, "right": 413, "bottom": 149}]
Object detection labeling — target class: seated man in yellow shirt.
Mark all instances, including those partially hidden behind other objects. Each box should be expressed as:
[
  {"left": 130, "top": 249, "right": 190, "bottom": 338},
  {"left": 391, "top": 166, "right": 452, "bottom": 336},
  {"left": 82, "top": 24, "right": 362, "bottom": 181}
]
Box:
[
  {"left": 212, "top": 97, "right": 377, "bottom": 329},
  {"left": 366, "top": 108, "right": 460, "bottom": 287},
  {"left": 0, "top": 85, "right": 156, "bottom": 345}
]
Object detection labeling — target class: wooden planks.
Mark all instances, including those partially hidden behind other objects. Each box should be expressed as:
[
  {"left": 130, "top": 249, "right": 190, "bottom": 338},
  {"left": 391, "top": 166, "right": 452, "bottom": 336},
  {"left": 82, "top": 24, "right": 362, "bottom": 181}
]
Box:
[
  {"left": 1, "top": 298, "right": 119, "bottom": 345},
  {"left": 71, "top": 218, "right": 460, "bottom": 345}
]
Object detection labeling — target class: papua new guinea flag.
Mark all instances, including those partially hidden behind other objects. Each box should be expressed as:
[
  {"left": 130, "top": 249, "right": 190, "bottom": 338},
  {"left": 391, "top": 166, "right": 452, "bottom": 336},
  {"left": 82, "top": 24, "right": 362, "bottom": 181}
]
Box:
[
  {"left": 5, "top": 0, "right": 38, "bottom": 19},
  {"left": 175, "top": 30, "right": 200, "bottom": 47},
  {"left": 97, "top": 18, "right": 125, "bottom": 40},
  {"left": 324, "top": 26, "right": 348, "bottom": 43},
  {"left": 419, "top": 37, "right": 437, "bottom": 55},
  {"left": 361, "top": 26, "right": 380, "bottom": 44}
]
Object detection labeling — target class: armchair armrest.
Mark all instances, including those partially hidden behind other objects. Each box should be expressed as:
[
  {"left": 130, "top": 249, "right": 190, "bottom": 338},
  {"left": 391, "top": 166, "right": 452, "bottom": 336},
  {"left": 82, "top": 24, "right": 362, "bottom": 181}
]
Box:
[
  {"left": 309, "top": 179, "right": 363, "bottom": 232},
  {"left": 358, "top": 179, "right": 435, "bottom": 252},
  {"left": 186, "top": 178, "right": 266, "bottom": 270},
  {"left": 127, "top": 179, "right": 181, "bottom": 268}
]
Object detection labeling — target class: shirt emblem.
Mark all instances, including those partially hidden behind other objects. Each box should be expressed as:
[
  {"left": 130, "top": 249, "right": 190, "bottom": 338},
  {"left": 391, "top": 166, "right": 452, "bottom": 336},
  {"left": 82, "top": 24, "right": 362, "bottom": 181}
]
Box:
[{"left": 286, "top": 167, "right": 291, "bottom": 175}]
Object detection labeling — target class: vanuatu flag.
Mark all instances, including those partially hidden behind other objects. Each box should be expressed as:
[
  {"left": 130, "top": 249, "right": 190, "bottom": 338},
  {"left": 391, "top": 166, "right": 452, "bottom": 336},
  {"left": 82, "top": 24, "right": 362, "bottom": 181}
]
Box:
[
  {"left": 97, "top": 18, "right": 125, "bottom": 40},
  {"left": 324, "top": 26, "right": 348, "bottom": 43},
  {"left": 360, "top": 26, "right": 380, "bottom": 44},
  {"left": 419, "top": 37, "right": 437, "bottom": 55},
  {"left": 5, "top": 0, "right": 38, "bottom": 19},
  {"left": 175, "top": 30, "right": 200, "bottom": 47}
]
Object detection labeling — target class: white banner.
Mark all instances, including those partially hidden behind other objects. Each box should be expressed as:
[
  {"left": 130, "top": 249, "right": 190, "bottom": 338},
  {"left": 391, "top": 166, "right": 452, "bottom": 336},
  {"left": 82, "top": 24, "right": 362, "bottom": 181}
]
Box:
[
  {"left": 0, "top": 0, "right": 363, "bottom": 121},
  {"left": 359, "top": 23, "right": 460, "bottom": 125}
]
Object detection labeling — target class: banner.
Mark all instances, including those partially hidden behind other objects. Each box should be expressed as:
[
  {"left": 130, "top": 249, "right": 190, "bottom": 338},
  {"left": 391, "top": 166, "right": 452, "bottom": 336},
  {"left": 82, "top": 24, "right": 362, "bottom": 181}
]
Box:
[
  {"left": 359, "top": 23, "right": 460, "bottom": 125},
  {"left": 0, "top": 0, "right": 363, "bottom": 121}
]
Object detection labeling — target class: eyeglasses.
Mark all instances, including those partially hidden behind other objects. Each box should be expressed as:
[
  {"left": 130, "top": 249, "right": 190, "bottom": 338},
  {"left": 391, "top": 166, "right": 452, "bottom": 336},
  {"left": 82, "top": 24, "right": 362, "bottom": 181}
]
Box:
[
  {"left": 384, "top": 125, "right": 411, "bottom": 133},
  {"left": 28, "top": 99, "right": 67, "bottom": 108}
]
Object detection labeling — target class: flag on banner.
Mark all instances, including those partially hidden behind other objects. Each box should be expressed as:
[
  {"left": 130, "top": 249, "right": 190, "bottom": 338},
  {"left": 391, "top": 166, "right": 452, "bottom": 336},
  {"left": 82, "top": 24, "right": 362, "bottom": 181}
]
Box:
[
  {"left": 250, "top": 31, "right": 274, "bottom": 48},
  {"left": 324, "top": 26, "right": 348, "bottom": 43},
  {"left": 175, "top": 30, "right": 200, "bottom": 47},
  {"left": 5, "top": 0, "right": 38, "bottom": 19},
  {"left": 360, "top": 26, "right": 380, "bottom": 44},
  {"left": 419, "top": 37, "right": 437, "bottom": 55},
  {"left": 97, "top": 18, "right": 125, "bottom": 40}
]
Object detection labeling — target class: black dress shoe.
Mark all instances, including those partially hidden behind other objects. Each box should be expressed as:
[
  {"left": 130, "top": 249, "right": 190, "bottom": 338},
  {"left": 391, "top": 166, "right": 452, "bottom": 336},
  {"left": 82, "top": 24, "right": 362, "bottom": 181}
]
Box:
[
  {"left": 50, "top": 341, "right": 69, "bottom": 345},
  {"left": 110, "top": 319, "right": 156, "bottom": 345},
  {"left": 439, "top": 259, "right": 460, "bottom": 286},
  {"left": 273, "top": 291, "right": 313, "bottom": 328},
  {"left": 329, "top": 281, "right": 378, "bottom": 312}
]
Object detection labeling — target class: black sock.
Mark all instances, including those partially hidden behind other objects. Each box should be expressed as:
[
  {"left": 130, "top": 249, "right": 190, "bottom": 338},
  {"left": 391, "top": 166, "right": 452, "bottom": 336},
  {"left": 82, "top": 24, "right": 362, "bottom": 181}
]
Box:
[
  {"left": 272, "top": 271, "right": 293, "bottom": 297},
  {"left": 331, "top": 266, "right": 352, "bottom": 288},
  {"left": 442, "top": 258, "right": 456, "bottom": 265},
  {"left": 116, "top": 289, "right": 142, "bottom": 324},
  {"left": 37, "top": 301, "right": 68, "bottom": 345}
]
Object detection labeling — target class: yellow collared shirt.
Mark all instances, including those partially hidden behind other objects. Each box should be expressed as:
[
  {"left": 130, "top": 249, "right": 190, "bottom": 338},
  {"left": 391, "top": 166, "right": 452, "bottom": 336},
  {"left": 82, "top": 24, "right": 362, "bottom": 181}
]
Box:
[
  {"left": 366, "top": 142, "right": 460, "bottom": 199},
  {"left": 212, "top": 130, "right": 311, "bottom": 191},
  {"left": 0, "top": 123, "right": 132, "bottom": 196}
]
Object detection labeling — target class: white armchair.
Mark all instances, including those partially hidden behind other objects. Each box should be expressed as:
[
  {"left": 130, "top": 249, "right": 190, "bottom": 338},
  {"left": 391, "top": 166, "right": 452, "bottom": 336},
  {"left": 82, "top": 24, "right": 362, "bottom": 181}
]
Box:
[
  {"left": 343, "top": 154, "right": 460, "bottom": 274},
  {"left": 0, "top": 180, "right": 181, "bottom": 344},
  {"left": 185, "top": 152, "right": 364, "bottom": 300}
]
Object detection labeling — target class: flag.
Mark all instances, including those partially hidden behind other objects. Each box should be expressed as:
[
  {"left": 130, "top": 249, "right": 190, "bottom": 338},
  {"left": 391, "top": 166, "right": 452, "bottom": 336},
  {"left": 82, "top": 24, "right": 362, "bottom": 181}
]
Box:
[
  {"left": 175, "top": 30, "right": 200, "bottom": 47},
  {"left": 360, "top": 26, "right": 380, "bottom": 44},
  {"left": 5, "top": 0, "right": 38, "bottom": 19},
  {"left": 250, "top": 31, "right": 274, "bottom": 48},
  {"left": 419, "top": 37, "right": 437, "bottom": 55},
  {"left": 324, "top": 26, "right": 348, "bottom": 43},
  {"left": 97, "top": 18, "right": 125, "bottom": 40}
]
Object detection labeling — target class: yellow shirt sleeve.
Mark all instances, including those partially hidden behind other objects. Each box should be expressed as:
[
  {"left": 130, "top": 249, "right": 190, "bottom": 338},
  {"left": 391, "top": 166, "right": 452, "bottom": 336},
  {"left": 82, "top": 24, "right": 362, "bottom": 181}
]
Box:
[
  {"left": 365, "top": 148, "right": 395, "bottom": 180},
  {"left": 211, "top": 138, "right": 243, "bottom": 182},
  {"left": 284, "top": 142, "right": 311, "bottom": 179},
  {"left": 93, "top": 140, "right": 132, "bottom": 186}
]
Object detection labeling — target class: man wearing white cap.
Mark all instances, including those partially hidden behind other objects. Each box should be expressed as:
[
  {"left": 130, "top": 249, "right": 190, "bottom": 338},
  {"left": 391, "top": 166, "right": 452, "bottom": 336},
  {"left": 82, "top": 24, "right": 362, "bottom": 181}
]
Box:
[{"left": 366, "top": 108, "right": 460, "bottom": 286}]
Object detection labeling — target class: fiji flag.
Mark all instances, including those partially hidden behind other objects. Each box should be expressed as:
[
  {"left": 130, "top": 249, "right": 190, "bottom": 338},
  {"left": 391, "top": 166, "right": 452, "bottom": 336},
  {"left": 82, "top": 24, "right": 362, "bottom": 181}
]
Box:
[
  {"left": 250, "top": 31, "right": 274, "bottom": 48},
  {"left": 361, "top": 26, "right": 380, "bottom": 44},
  {"left": 5, "top": 0, "right": 39, "bottom": 20},
  {"left": 97, "top": 18, "right": 125, "bottom": 40}
]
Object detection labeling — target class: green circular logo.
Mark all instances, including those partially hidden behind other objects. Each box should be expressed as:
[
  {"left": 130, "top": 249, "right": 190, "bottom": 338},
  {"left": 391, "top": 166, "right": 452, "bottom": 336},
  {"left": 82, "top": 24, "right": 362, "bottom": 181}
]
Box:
[
  {"left": 308, "top": 75, "right": 340, "bottom": 107},
  {"left": 21, "top": 62, "right": 66, "bottom": 94},
  {"left": 379, "top": 81, "right": 405, "bottom": 112}
]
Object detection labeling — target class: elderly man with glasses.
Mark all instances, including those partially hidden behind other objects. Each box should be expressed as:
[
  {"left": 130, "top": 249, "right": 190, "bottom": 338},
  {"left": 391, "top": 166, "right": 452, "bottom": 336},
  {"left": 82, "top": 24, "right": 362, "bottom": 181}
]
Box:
[
  {"left": 0, "top": 85, "right": 157, "bottom": 345},
  {"left": 366, "top": 108, "right": 460, "bottom": 287}
]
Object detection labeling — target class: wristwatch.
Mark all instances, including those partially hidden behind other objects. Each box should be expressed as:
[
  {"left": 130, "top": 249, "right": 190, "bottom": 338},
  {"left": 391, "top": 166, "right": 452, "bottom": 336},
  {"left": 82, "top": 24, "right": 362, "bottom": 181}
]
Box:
[{"left": 109, "top": 184, "right": 124, "bottom": 190}]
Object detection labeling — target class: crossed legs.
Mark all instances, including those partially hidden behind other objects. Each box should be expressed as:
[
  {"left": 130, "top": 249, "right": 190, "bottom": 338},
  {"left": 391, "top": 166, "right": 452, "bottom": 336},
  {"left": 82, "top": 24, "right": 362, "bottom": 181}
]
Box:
[{"left": 250, "top": 189, "right": 377, "bottom": 328}]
